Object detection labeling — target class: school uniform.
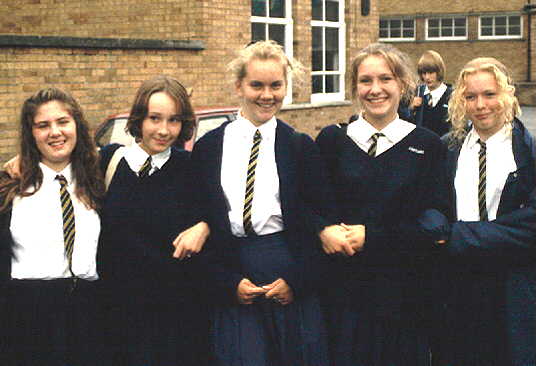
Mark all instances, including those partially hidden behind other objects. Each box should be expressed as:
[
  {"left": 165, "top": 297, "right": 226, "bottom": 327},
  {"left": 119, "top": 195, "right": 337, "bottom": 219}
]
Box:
[
  {"left": 192, "top": 115, "right": 334, "bottom": 366},
  {"left": 412, "top": 83, "right": 453, "bottom": 137},
  {"left": 429, "top": 119, "right": 536, "bottom": 366},
  {"left": 98, "top": 143, "right": 209, "bottom": 366},
  {"left": 316, "top": 115, "right": 445, "bottom": 366},
  {"left": 0, "top": 164, "right": 101, "bottom": 366}
]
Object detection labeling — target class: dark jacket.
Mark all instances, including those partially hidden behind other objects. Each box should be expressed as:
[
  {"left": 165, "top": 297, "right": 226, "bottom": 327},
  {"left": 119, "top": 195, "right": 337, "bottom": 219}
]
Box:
[
  {"left": 425, "top": 118, "right": 536, "bottom": 365},
  {"left": 412, "top": 83, "right": 453, "bottom": 137},
  {"left": 191, "top": 119, "right": 335, "bottom": 304}
]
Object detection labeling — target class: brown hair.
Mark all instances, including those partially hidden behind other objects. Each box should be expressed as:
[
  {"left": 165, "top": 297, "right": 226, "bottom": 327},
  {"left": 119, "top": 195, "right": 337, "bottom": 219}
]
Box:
[
  {"left": 126, "top": 75, "right": 195, "bottom": 147},
  {"left": 417, "top": 50, "right": 446, "bottom": 82},
  {"left": 0, "top": 87, "right": 104, "bottom": 212},
  {"left": 350, "top": 43, "right": 417, "bottom": 108}
]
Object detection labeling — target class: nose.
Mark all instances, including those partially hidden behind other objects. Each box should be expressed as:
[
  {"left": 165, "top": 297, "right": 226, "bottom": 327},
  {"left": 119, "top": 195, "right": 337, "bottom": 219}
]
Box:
[
  {"left": 475, "top": 96, "right": 485, "bottom": 110},
  {"left": 370, "top": 79, "right": 381, "bottom": 94},
  {"left": 260, "top": 86, "right": 274, "bottom": 99},
  {"left": 50, "top": 122, "right": 61, "bottom": 136},
  {"left": 157, "top": 121, "right": 170, "bottom": 136}
]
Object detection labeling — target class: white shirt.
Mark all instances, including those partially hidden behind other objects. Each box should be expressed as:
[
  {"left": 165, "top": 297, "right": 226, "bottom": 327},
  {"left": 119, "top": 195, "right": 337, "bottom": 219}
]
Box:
[
  {"left": 124, "top": 143, "right": 171, "bottom": 176},
  {"left": 424, "top": 83, "right": 448, "bottom": 108},
  {"left": 455, "top": 125, "right": 517, "bottom": 221},
  {"left": 10, "top": 163, "right": 101, "bottom": 280},
  {"left": 347, "top": 114, "right": 416, "bottom": 156},
  {"left": 221, "top": 114, "right": 283, "bottom": 237}
]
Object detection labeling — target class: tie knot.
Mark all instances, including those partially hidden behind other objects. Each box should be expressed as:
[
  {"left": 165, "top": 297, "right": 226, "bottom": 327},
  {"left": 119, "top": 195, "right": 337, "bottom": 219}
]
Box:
[
  {"left": 253, "top": 129, "right": 262, "bottom": 142},
  {"left": 371, "top": 132, "right": 384, "bottom": 142},
  {"left": 477, "top": 139, "right": 486, "bottom": 151},
  {"left": 56, "top": 175, "right": 67, "bottom": 186},
  {"left": 139, "top": 156, "right": 152, "bottom": 178}
]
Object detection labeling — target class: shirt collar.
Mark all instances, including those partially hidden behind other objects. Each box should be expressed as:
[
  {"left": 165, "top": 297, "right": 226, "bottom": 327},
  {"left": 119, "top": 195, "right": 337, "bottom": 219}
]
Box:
[
  {"left": 425, "top": 83, "right": 447, "bottom": 98},
  {"left": 348, "top": 113, "right": 415, "bottom": 144},
  {"left": 40, "top": 162, "right": 73, "bottom": 185},
  {"left": 465, "top": 123, "right": 511, "bottom": 149},
  {"left": 235, "top": 112, "right": 277, "bottom": 142},
  {"left": 125, "top": 143, "right": 171, "bottom": 171}
]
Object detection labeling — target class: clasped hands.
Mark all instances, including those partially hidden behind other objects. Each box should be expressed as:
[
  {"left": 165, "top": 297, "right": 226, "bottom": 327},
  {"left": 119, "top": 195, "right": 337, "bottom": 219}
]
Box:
[
  {"left": 237, "top": 278, "right": 294, "bottom": 306},
  {"left": 319, "top": 224, "right": 366, "bottom": 257}
]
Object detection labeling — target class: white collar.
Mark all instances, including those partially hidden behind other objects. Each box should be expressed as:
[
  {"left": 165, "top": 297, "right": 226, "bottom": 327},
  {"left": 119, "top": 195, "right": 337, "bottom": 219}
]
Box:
[
  {"left": 348, "top": 114, "right": 415, "bottom": 144},
  {"left": 425, "top": 83, "right": 447, "bottom": 99},
  {"left": 232, "top": 113, "right": 277, "bottom": 142},
  {"left": 465, "top": 123, "right": 511, "bottom": 149},
  {"left": 125, "top": 143, "right": 171, "bottom": 171},
  {"left": 40, "top": 162, "right": 73, "bottom": 185}
]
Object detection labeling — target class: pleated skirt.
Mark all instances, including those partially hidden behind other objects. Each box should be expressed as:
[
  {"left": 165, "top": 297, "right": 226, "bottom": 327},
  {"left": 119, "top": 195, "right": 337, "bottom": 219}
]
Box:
[{"left": 212, "top": 232, "right": 329, "bottom": 366}]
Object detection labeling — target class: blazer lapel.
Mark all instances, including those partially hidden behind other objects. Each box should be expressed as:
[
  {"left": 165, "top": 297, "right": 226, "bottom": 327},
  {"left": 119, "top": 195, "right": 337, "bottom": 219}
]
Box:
[{"left": 274, "top": 121, "right": 295, "bottom": 224}]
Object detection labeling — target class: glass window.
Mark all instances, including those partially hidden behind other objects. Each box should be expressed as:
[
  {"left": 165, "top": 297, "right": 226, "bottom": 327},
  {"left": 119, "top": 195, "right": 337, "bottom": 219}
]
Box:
[
  {"left": 311, "top": 0, "right": 345, "bottom": 102},
  {"left": 379, "top": 17, "right": 415, "bottom": 41},
  {"left": 479, "top": 15, "right": 522, "bottom": 39},
  {"left": 426, "top": 17, "right": 467, "bottom": 40}
]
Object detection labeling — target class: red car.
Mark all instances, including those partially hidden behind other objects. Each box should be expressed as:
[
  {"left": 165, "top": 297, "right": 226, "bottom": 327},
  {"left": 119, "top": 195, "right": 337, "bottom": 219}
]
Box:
[{"left": 94, "top": 107, "right": 238, "bottom": 151}]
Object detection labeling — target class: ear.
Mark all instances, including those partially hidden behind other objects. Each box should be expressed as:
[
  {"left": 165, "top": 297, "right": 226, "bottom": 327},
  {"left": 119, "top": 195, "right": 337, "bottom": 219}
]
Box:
[{"left": 235, "top": 79, "right": 244, "bottom": 97}]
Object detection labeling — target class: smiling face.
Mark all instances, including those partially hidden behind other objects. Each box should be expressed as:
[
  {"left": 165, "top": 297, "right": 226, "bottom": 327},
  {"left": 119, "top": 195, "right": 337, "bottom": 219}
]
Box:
[
  {"left": 463, "top": 70, "right": 505, "bottom": 140},
  {"left": 356, "top": 55, "right": 403, "bottom": 129},
  {"left": 139, "top": 92, "right": 182, "bottom": 155},
  {"left": 235, "top": 57, "right": 287, "bottom": 126},
  {"left": 32, "top": 100, "right": 77, "bottom": 172}
]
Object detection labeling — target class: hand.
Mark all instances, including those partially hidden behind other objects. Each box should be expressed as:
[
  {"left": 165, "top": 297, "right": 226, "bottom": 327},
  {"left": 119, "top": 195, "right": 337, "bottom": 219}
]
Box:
[
  {"left": 435, "top": 239, "right": 447, "bottom": 245},
  {"left": 236, "top": 278, "right": 267, "bottom": 305},
  {"left": 263, "top": 278, "right": 294, "bottom": 306},
  {"left": 3, "top": 155, "right": 21, "bottom": 179},
  {"left": 172, "top": 221, "right": 210, "bottom": 260},
  {"left": 411, "top": 96, "right": 422, "bottom": 109},
  {"left": 319, "top": 225, "right": 356, "bottom": 257},
  {"left": 341, "top": 223, "right": 366, "bottom": 252}
]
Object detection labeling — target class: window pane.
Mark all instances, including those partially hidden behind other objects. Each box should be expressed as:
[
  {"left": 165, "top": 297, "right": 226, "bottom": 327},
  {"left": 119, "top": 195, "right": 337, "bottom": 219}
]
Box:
[
  {"left": 379, "top": 29, "right": 388, "bottom": 38},
  {"left": 380, "top": 19, "right": 388, "bottom": 28},
  {"left": 326, "top": 0, "right": 339, "bottom": 22},
  {"left": 442, "top": 18, "right": 452, "bottom": 27},
  {"left": 495, "top": 26, "right": 506, "bottom": 36},
  {"left": 442, "top": 27, "right": 453, "bottom": 37},
  {"left": 403, "top": 29, "right": 414, "bottom": 38},
  {"left": 509, "top": 16, "right": 520, "bottom": 26},
  {"left": 495, "top": 16, "right": 506, "bottom": 26},
  {"left": 403, "top": 20, "right": 413, "bottom": 28},
  {"left": 325, "top": 75, "right": 340, "bottom": 93},
  {"left": 252, "top": 0, "right": 267, "bottom": 16},
  {"left": 312, "top": 75, "right": 323, "bottom": 93},
  {"left": 269, "top": 24, "right": 285, "bottom": 46},
  {"left": 428, "top": 19, "right": 439, "bottom": 28},
  {"left": 428, "top": 28, "right": 439, "bottom": 38},
  {"left": 252, "top": 23, "right": 265, "bottom": 42},
  {"left": 454, "top": 27, "right": 465, "bottom": 36},
  {"left": 454, "top": 18, "right": 465, "bottom": 27},
  {"left": 312, "top": 27, "right": 323, "bottom": 71},
  {"left": 390, "top": 19, "right": 401, "bottom": 28},
  {"left": 325, "top": 28, "right": 339, "bottom": 71},
  {"left": 391, "top": 28, "right": 401, "bottom": 38},
  {"left": 481, "top": 17, "right": 492, "bottom": 26},
  {"left": 269, "top": 0, "right": 285, "bottom": 18},
  {"left": 481, "top": 27, "right": 492, "bottom": 36},
  {"left": 312, "top": 0, "right": 323, "bottom": 20},
  {"left": 510, "top": 26, "right": 521, "bottom": 35}
]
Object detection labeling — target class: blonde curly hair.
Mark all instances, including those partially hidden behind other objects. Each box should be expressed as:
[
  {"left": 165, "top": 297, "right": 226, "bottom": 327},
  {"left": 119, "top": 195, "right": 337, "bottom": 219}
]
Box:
[
  {"left": 448, "top": 57, "right": 521, "bottom": 143},
  {"left": 227, "top": 40, "right": 305, "bottom": 86}
]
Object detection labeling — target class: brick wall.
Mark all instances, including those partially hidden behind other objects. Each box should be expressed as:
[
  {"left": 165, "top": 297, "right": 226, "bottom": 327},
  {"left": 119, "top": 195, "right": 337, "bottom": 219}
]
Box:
[{"left": 0, "top": 0, "right": 378, "bottom": 164}]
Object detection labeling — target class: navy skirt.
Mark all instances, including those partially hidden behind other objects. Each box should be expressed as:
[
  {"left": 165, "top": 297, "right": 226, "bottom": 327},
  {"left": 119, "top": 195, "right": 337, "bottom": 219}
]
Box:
[{"left": 212, "top": 232, "right": 329, "bottom": 366}]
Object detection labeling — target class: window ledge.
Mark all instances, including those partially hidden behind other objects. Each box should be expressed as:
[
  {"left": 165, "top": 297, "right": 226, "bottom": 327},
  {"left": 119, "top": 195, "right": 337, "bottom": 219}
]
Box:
[{"left": 281, "top": 100, "right": 352, "bottom": 111}]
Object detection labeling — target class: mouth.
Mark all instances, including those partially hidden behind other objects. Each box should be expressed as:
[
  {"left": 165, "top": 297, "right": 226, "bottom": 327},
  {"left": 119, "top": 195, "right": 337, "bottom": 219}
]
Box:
[
  {"left": 474, "top": 113, "right": 490, "bottom": 120},
  {"left": 256, "top": 102, "right": 276, "bottom": 110},
  {"left": 367, "top": 97, "right": 388, "bottom": 105},
  {"left": 154, "top": 138, "right": 170, "bottom": 145},
  {"left": 48, "top": 140, "right": 66, "bottom": 149}
]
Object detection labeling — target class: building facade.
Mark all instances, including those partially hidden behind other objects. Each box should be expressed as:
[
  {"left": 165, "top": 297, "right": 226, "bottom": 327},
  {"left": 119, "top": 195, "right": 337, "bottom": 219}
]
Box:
[
  {"left": 0, "top": 0, "right": 379, "bottom": 164},
  {"left": 378, "top": 0, "right": 536, "bottom": 106}
]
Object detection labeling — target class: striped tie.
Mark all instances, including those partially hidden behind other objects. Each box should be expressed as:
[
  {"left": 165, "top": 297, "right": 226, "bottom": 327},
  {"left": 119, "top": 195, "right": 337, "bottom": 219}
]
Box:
[
  {"left": 56, "top": 175, "right": 75, "bottom": 277},
  {"left": 368, "top": 132, "right": 384, "bottom": 157},
  {"left": 139, "top": 156, "right": 152, "bottom": 178},
  {"left": 477, "top": 139, "right": 488, "bottom": 221},
  {"left": 243, "top": 130, "right": 262, "bottom": 235}
]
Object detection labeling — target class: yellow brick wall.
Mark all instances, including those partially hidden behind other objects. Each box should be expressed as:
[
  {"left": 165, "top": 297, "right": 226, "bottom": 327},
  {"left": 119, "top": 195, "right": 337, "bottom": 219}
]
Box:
[{"left": 0, "top": 0, "right": 378, "bottom": 164}]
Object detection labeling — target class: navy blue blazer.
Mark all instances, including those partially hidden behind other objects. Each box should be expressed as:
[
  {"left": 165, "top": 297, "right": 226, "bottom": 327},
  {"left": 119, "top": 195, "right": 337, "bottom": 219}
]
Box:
[
  {"left": 191, "top": 119, "right": 336, "bottom": 304},
  {"left": 427, "top": 118, "right": 536, "bottom": 365}
]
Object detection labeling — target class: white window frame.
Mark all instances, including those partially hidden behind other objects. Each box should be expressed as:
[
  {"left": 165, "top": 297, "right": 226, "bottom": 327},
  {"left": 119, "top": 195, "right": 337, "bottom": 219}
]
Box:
[
  {"left": 311, "top": 0, "right": 346, "bottom": 103},
  {"left": 425, "top": 16, "right": 468, "bottom": 41},
  {"left": 251, "top": 0, "right": 294, "bottom": 104},
  {"left": 478, "top": 14, "right": 523, "bottom": 40},
  {"left": 379, "top": 17, "right": 416, "bottom": 42}
]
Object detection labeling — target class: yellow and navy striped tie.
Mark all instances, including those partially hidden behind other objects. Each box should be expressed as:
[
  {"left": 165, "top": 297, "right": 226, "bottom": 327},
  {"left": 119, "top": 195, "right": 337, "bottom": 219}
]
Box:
[
  {"left": 56, "top": 175, "right": 75, "bottom": 277},
  {"left": 139, "top": 156, "right": 152, "bottom": 178},
  {"left": 477, "top": 139, "right": 488, "bottom": 221},
  {"left": 243, "top": 130, "right": 262, "bottom": 235},
  {"left": 368, "top": 132, "right": 384, "bottom": 157}
]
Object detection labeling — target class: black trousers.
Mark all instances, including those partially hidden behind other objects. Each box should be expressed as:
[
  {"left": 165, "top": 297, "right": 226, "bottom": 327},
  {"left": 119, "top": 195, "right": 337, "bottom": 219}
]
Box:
[{"left": 2, "top": 278, "right": 100, "bottom": 366}]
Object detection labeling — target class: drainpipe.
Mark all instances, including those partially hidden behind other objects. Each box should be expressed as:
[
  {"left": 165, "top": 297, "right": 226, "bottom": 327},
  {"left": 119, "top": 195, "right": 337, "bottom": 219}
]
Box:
[{"left": 524, "top": 2, "right": 536, "bottom": 81}]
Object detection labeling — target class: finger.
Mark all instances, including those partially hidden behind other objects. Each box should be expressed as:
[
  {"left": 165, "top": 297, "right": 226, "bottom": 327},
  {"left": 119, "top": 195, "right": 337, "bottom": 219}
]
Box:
[
  {"left": 172, "top": 244, "right": 185, "bottom": 259},
  {"left": 172, "top": 232, "right": 184, "bottom": 248},
  {"left": 342, "top": 243, "right": 356, "bottom": 257},
  {"left": 340, "top": 223, "right": 351, "bottom": 230}
]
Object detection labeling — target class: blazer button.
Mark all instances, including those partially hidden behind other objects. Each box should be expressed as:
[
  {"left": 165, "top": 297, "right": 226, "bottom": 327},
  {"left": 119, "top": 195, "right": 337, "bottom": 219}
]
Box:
[{"left": 513, "top": 173, "right": 518, "bottom": 178}]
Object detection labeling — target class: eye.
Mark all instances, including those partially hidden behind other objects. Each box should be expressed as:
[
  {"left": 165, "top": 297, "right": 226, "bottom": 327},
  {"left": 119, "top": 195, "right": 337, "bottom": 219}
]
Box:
[
  {"left": 148, "top": 115, "right": 160, "bottom": 121},
  {"left": 249, "top": 81, "right": 263, "bottom": 89},
  {"left": 485, "top": 92, "right": 497, "bottom": 98},
  {"left": 358, "top": 77, "right": 371, "bottom": 84},
  {"left": 464, "top": 95, "right": 475, "bottom": 101},
  {"left": 34, "top": 122, "right": 49, "bottom": 129},
  {"left": 381, "top": 75, "right": 394, "bottom": 82},
  {"left": 169, "top": 116, "right": 182, "bottom": 124},
  {"left": 58, "top": 118, "right": 70, "bottom": 125}
]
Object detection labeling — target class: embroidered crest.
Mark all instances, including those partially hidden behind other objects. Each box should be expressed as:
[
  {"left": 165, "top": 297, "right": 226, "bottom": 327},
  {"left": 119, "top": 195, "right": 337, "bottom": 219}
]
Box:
[{"left": 408, "top": 146, "right": 424, "bottom": 154}]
